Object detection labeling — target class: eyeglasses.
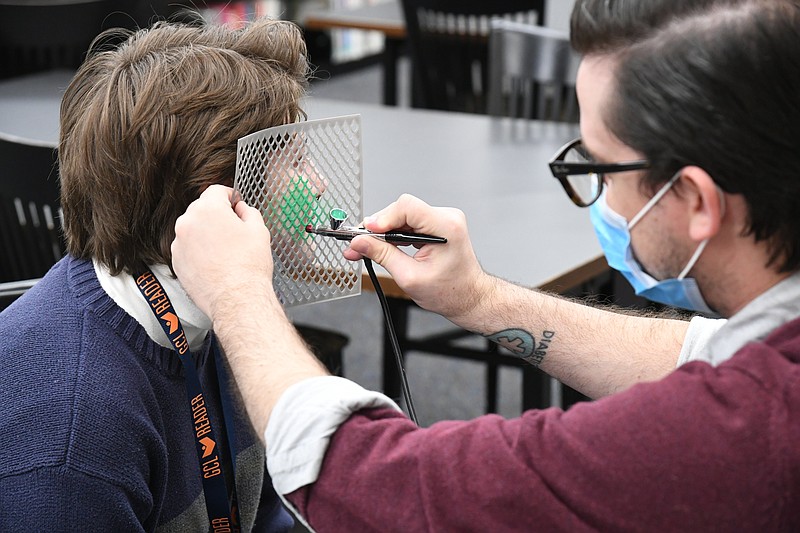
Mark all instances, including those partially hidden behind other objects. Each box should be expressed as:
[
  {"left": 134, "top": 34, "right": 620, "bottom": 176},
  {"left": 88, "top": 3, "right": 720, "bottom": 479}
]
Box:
[{"left": 548, "top": 138, "right": 650, "bottom": 207}]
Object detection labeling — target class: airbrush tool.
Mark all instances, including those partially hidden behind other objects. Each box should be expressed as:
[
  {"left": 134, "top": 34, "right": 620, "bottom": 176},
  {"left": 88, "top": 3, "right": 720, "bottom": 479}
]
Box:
[{"left": 307, "top": 209, "right": 447, "bottom": 246}]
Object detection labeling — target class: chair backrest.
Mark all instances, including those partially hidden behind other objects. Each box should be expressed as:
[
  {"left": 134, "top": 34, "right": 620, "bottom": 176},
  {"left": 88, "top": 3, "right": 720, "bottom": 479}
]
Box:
[
  {"left": 0, "top": 133, "right": 65, "bottom": 282},
  {"left": 0, "top": 277, "right": 39, "bottom": 311},
  {"left": 487, "top": 19, "right": 580, "bottom": 122},
  {"left": 0, "top": 0, "right": 164, "bottom": 79},
  {"left": 400, "top": 0, "right": 545, "bottom": 114}
]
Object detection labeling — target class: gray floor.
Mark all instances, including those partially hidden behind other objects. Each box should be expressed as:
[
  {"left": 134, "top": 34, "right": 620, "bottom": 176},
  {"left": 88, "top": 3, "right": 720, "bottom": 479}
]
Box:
[
  {"left": 288, "top": 293, "right": 526, "bottom": 426},
  {"left": 289, "top": 60, "right": 529, "bottom": 427}
]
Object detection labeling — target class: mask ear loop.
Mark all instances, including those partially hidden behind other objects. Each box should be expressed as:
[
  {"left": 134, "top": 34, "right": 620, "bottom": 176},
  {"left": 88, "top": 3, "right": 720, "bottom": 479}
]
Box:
[
  {"left": 677, "top": 184, "right": 726, "bottom": 280},
  {"left": 677, "top": 240, "right": 708, "bottom": 279},
  {"left": 628, "top": 172, "right": 681, "bottom": 230}
]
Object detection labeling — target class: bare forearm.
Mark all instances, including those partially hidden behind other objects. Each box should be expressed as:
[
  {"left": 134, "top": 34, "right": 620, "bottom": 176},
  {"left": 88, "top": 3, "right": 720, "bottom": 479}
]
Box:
[
  {"left": 212, "top": 290, "right": 328, "bottom": 440},
  {"left": 449, "top": 276, "right": 688, "bottom": 398}
]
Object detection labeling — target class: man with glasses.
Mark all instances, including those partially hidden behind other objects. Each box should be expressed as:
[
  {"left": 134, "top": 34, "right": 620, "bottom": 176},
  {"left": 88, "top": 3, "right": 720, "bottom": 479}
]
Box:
[
  {"left": 550, "top": 139, "right": 713, "bottom": 312},
  {"left": 169, "top": 0, "right": 800, "bottom": 530}
]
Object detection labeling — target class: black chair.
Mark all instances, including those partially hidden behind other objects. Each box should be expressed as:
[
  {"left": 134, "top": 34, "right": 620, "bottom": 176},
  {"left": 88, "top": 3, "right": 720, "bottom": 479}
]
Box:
[
  {"left": 400, "top": 0, "right": 546, "bottom": 114},
  {"left": 0, "top": 133, "right": 64, "bottom": 283},
  {"left": 295, "top": 324, "right": 348, "bottom": 377},
  {"left": 0, "top": 277, "right": 38, "bottom": 312},
  {"left": 487, "top": 19, "right": 580, "bottom": 122},
  {"left": 0, "top": 1, "right": 191, "bottom": 80}
]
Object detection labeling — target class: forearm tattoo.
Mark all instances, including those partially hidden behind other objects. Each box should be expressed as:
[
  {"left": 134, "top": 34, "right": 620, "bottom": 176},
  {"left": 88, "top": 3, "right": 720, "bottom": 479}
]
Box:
[{"left": 484, "top": 329, "right": 555, "bottom": 367}]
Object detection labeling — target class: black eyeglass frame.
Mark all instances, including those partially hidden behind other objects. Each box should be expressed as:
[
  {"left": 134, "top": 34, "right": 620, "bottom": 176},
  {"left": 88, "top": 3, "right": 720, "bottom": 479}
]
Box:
[{"left": 548, "top": 138, "right": 650, "bottom": 207}]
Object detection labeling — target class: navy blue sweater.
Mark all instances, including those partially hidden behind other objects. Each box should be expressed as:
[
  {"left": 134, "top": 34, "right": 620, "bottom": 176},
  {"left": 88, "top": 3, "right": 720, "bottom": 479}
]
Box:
[{"left": 0, "top": 256, "right": 293, "bottom": 532}]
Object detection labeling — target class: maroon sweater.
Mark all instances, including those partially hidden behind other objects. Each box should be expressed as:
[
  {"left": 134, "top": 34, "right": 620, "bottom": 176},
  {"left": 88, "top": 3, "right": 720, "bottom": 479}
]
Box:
[{"left": 287, "top": 317, "right": 800, "bottom": 532}]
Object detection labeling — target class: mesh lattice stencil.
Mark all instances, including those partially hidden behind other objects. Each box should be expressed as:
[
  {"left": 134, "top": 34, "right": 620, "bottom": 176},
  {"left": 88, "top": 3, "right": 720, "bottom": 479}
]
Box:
[{"left": 234, "top": 115, "right": 363, "bottom": 307}]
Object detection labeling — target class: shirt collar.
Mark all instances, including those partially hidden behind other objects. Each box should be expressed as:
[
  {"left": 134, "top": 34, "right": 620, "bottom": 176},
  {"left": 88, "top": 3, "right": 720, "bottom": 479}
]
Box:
[
  {"left": 704, "top": 270, "right": 800, "bottom": 364},
  {"left": 93, "top": 259, "right": 212, "bottom": 352}
]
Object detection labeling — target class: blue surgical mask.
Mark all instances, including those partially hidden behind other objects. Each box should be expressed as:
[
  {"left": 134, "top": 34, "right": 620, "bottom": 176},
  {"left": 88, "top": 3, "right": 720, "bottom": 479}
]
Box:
[{"left": 589, "top": 174, "right": 714, "bottom": 314}]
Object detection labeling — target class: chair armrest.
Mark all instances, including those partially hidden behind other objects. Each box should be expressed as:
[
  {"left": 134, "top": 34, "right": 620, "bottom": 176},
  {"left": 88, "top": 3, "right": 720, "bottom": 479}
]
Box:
[{"left": 0, "top": 278, "right": 41, "bottom": 299}]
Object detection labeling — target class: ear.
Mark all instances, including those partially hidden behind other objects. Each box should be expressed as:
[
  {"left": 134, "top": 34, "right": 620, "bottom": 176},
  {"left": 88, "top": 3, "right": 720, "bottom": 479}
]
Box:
[{"left": 677, "top": 166, "right": 724, "bottom": 242}]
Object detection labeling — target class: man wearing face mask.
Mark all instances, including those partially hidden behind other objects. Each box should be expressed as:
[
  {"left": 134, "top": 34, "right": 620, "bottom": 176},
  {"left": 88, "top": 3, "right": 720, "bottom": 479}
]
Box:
[{"left": 571, "top": 161, "right": 725, "bottom": 314}]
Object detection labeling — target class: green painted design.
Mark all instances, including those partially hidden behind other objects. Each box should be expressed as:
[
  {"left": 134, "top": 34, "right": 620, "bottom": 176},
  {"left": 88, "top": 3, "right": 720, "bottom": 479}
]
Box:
[{"left": 278, "top": 175, "right": 323, "bottom": 240}]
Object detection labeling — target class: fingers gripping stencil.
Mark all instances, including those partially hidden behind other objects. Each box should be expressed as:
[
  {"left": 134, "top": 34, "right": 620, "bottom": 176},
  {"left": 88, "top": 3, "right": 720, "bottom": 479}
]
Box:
[{"left": 234, "top": 115, "right": 363, "bottom": 307}]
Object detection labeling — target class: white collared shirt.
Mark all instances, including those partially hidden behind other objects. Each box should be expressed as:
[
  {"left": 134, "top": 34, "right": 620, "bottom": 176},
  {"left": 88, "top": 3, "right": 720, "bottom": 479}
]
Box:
[
  {"left": 93, "top": 259, "right": 212, "bottom": 352},
  {"left": 679, "top": 270, "right": 800, "bottom": 366}
]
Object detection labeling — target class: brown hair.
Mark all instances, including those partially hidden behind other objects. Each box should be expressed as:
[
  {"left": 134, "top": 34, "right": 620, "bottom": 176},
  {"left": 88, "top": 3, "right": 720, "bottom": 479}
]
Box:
[{"left": 59, "top": 17, "right": 309, "bottom": 275}]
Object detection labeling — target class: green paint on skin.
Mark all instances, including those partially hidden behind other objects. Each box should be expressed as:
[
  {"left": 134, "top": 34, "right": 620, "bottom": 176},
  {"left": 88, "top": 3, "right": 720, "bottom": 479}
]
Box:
[{"left": 279, "top": 175, "right": 323, "bottom": 241}]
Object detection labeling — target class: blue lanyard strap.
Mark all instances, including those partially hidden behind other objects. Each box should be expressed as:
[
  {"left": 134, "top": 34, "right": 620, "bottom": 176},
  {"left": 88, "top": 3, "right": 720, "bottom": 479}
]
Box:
[{"left": 135, "top": 269, "right": 241, "bottom": 532}]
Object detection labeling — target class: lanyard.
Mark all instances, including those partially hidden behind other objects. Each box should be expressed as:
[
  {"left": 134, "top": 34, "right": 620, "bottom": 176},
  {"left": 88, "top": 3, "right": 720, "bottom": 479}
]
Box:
[{"left": 135, "top": 269, "right": 241, "bottom": 533}]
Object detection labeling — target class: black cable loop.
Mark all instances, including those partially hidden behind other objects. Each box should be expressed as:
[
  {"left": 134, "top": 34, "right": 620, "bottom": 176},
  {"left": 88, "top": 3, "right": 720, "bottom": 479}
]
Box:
[{"left": 363, "top": 258, "right": 418, "bottom": 425}]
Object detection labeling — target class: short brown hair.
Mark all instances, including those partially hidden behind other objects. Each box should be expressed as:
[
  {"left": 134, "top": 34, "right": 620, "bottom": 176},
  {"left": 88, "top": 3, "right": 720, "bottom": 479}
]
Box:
[{"left": 59, "top": 17, "right": 309, "bottom": 275}]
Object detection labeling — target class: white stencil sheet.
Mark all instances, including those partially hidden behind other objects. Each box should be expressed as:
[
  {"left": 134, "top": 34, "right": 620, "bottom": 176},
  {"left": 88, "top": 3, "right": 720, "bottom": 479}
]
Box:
[{"left": 234, "top": 115, "right": 363, "bottom": 307}]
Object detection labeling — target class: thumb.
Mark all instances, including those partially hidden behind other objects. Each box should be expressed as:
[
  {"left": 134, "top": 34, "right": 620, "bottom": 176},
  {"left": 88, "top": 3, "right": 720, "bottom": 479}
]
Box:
[
  {"left": 235, "top": 201, "right": 265, "bottom": 225},
  {"left": 348, "top": 235, "right": 418, "bottom": 281}
]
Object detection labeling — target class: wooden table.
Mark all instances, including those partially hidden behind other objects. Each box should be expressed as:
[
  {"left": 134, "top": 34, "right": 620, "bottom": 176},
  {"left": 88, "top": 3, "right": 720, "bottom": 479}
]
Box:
[{"left": 304, "top": 0, "right": 404, "bottom": 38}]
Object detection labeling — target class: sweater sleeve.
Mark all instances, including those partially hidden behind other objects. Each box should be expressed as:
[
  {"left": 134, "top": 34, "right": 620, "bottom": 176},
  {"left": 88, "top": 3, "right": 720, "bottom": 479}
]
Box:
[
  {"left": 284, "top": 346, "right": 796, "bottom": 532},
  {"left": 0, "top": 465, "right": 150, "bottom": 532}
]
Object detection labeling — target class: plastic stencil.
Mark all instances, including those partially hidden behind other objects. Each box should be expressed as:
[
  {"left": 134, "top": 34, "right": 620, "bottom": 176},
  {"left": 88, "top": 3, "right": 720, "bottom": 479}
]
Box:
[{"left": 234, "top": 115, "right": 363, "bottom": 307}]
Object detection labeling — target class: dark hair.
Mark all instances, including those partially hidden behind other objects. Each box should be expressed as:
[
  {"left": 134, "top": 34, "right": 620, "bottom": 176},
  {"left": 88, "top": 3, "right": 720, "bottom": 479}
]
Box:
[
  {"left": 607, "top": 0, "right": 800, "bottom": 271},
  {"left": 59, "top": 17, "right": 309, "bottom": 275},
  {"left": 570, "top": 0, "right": 747, "bottom": 55}
]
